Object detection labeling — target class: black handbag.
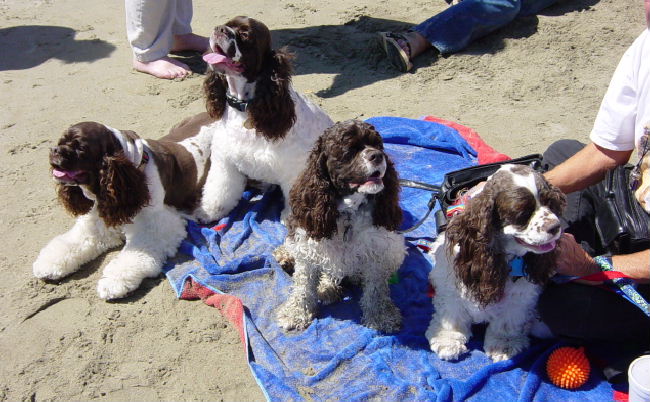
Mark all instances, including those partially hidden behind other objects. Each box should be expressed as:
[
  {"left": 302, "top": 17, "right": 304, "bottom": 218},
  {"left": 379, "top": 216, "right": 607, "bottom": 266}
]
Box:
[
  {"left": 399, "top": 154, "right": 544, "bottom": 233},
  {"left": 595, "top": 165, "right": 650, "bottom": 254}
]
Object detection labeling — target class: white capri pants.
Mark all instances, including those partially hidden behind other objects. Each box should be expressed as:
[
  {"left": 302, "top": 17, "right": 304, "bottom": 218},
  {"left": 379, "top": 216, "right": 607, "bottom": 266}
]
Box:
[{"left": 125, "top": 0, "right": 193, "bottom": 62}]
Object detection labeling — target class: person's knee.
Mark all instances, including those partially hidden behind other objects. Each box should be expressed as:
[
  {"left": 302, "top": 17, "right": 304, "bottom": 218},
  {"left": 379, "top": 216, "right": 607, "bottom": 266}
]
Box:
[
  {"left": 496, "top": 0, "right": 522, "bottom": 18},
  {"left": 543, "top": 139, "right": 585, "bottom": 170},
  {"left": 480, "top": 0, "right": 521, "bottom": 19}
]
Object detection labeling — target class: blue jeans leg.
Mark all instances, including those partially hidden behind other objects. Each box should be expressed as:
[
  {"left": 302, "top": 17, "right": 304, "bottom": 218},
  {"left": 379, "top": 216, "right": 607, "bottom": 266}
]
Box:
[
  {"left": 520, "top": 0, "right": 559, "bottom": 15},
  {"left": 412, "top": 0, "right": 558, "bottom": 54},
  {"left": 412, "top": 0, "right": 521, "bottom": 54}
]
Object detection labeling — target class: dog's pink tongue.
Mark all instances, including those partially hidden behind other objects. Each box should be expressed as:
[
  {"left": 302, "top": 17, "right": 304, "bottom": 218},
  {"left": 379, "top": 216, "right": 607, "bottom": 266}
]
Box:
[
  {"left": 203, "top": 52, "right": 229, "bottom": 65},
  {"left": 364, "top": 176, "right": 382, "bottom": 185},
  {"left": 538, "top": 240, "right": 557, "bottom": 252},
  {"left": 53, "top": 169, "right": 82, "bottom": 180},
  {"left": 203, "top": 52, "right": 243, "bottom": 72}
]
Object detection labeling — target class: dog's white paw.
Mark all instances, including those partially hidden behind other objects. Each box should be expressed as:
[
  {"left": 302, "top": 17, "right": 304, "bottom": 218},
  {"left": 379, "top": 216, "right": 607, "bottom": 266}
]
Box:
[
  {"left": 194, "top": 203, "right": 231, "bottom": 225},
  {"left": 362, "top": 302, "right": 402, "bottom": 333},
  {"left": 193, "top": 207, "right": 218, "bottom": 225},
  {"left": 428, "top": 331, "right": 469, "bottom": 361},
  {"left": 96, "top": 276, "right": 135, "bottom": 300},
  {"left": 277, "top": 304, "right": 314, "bottom": 331},
  {"left": 484, "top": 335, "right": 529, "bottom": 362},
  {"left": 317, "top": 281, "right": 342, "bottom": 306},
  {"left": 33, "top": 256, "right": 75, "bottom": 280}
]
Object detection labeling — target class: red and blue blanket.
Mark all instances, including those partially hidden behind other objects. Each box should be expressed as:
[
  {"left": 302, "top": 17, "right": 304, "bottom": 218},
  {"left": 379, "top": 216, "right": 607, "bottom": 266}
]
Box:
[{"left": 164, "top": 116, "right": 625, "bottom": 402}]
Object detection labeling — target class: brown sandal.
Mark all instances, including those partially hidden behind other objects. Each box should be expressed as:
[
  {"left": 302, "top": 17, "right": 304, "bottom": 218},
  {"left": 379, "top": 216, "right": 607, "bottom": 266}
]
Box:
[{"left": 377, "top": 32, "right": 413, "bottom": 72}]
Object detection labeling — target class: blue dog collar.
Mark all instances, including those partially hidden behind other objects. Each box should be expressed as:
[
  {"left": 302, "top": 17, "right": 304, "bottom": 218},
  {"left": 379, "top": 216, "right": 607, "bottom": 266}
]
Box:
[{"left": 509, "top": 257, "right": 525, "bottom": 277}]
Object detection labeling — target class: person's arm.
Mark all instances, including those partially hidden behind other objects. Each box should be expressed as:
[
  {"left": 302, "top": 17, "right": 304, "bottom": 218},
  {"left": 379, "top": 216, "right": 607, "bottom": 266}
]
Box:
[
  {"left": 544, "top": 143, "right": 632, "bottom": 194},
  {"left": 612, "top": 251, "right": 650, "bottom": 283},
  {"left": 554, "top": 233, "right": 649, "bottom": 283}
]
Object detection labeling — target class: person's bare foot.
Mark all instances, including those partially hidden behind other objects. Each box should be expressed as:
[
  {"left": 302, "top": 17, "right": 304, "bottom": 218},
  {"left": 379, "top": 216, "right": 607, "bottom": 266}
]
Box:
[
  {"left": 171, "top": 32, "right": 209, "bottom": 53},
  {"left": 132, "top": 56, "right": 192, "bottom": 79},
  {"left": 397, "top": 32, "right": 431, "bottom": 60}
]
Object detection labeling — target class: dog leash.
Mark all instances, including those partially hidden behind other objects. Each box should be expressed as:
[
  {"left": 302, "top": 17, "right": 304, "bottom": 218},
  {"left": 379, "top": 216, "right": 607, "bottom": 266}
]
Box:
[
  {"left": 553, "top": 261, "right": 650, "bottom": 318},
  {"left": 397, "top": 179, "right": 441, "bottom": 234},
  {"left": 397, "top": 178, "right": 479, "bottom": 234}
]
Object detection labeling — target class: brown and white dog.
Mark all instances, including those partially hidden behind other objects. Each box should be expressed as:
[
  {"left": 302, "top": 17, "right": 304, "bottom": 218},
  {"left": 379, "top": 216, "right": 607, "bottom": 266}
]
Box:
[
  {"left": 33, "top": 114, "right": 213, "bottom": 299},
  {"left": 194, "top": 16, "right": 333, "bottom": 223},
  {"left": 425, "top": 164, "right": 565, "bottom": 361},
  {"left": 276, "top": 120, "right": 406, "bottom": 333}
]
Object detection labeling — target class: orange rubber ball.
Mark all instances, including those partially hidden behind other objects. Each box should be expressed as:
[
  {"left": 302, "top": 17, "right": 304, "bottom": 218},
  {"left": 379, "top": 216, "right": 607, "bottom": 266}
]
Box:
[{"left": 546, "top": 346, "right": 591, "bottom": 389}]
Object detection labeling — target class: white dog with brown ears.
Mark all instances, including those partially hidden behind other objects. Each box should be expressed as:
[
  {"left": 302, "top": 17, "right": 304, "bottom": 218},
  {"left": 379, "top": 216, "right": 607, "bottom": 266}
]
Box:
[
  {"left": 426, "top": 164, "right": 565, "bottom": 361},
  {"left": 33, "top": 114, "right": 213, "bottom": 299},
  {"left": 195, "top": 16, "right": 333, "bottom": 224}
]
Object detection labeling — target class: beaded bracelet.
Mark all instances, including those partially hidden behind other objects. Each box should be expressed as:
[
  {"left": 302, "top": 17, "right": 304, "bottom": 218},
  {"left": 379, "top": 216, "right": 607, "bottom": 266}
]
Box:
[{"left": 593, "top": 255, "right": 614, "bottom": 271}]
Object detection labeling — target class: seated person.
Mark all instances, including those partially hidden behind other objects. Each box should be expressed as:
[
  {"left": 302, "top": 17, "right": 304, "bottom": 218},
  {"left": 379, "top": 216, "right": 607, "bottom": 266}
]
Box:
[
  {"left": 377, "top": 0, "right": 560, "bottom": 72},
  {"left": 537, "top": 7, "right": 650, "bottom": 381}
]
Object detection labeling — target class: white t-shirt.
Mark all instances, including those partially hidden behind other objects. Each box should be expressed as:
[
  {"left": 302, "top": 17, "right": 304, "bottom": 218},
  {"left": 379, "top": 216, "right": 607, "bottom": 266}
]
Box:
[{"left": 590, "top": 28, "right": 650, "bottom": 152}]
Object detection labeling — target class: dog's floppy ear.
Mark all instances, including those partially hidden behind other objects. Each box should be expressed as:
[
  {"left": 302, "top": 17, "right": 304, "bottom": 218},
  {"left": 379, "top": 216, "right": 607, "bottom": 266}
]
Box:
[
  {"left": 288, "top": 136, "right": 337, "bottom": 240},
  {"left": 372, "top": 157, "right": 402, "bottom": 231},
  {"left": 204, "top": 69, "right": 227, "bottom": 119},
  {"left": 57, "top": 185, "right": 94, "bottom": 216},
  {"left": 248, "top": 47, "right": 296, "bottom": 141},
  {"left": 538, "top": 180, "right": 567, "bottom": 217},
  {"left": 97, "top": 154, "right": 150, "bottom": 227},
  {"left": 445, "top": 182, "right": 510, "bottom": 307}
]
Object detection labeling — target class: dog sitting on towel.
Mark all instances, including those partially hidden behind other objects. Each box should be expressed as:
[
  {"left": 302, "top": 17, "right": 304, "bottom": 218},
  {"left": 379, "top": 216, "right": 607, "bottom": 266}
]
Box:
[
  {"left": 426, "top": 164, "right": 565, "bottom": 361},
  {"left": 33, "top": 114, "right": 213, "bottom": 299},
  {"left": 195, "top": 16, "right": 333, "bottom": 223},
  {"left": 276, "top": 120, "right": 406, "bottom": 333}
]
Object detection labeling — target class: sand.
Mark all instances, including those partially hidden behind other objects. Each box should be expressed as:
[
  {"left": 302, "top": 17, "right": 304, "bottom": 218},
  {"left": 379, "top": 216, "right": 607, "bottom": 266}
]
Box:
[{"left": 0, "top": 0, "right": 644, "bottom": 400}]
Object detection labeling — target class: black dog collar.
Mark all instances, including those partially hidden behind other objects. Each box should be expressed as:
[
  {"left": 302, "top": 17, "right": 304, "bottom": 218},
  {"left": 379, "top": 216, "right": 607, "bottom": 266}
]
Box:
[{"left": 226, "top": 93, "right": 252, "bottom": 112}]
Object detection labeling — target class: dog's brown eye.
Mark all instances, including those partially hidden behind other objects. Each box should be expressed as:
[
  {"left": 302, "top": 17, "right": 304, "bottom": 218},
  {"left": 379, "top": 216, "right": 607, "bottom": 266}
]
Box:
[{"left": 513, "top": 209, "right": 533, "bottom": 226}]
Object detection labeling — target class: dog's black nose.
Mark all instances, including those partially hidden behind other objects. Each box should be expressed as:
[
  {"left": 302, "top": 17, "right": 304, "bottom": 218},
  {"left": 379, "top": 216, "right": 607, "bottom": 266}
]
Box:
[
  {"left": 215, "top": 25, "right": 234, "bottom": 38},
  {"left": 49, "top": 147, "right": 63, "bottom": 165},
  {"left": 365, "top": 149, "right": 384, "bottom": 164},
  {"left": 545, "top": 221, "right": 561, "bottom": 236}
]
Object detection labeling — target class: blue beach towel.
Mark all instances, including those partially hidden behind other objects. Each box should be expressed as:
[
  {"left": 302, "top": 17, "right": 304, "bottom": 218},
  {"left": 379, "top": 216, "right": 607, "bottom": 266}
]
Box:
[{"left": 164, "top": 117, "right": 618, "bottom": 402}]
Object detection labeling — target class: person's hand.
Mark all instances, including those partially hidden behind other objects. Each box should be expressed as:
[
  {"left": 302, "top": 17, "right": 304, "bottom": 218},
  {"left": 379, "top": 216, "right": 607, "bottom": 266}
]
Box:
[{"left": 553, "top": 233, "right": 601, "bottom": 277}]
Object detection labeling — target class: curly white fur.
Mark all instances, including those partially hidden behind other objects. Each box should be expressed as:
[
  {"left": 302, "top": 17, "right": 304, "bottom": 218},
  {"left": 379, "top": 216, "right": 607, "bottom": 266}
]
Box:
[
  {"left": 277, "top": 199, "right": 406, "bottom": 333},
  {"left": 195, "top": 88, "right": 333, "bottom": 223},
  {"left": 425, "top": 165, "right": 561, "bottom": 361},
  {"left": 424, "top": 236, "right": 543, "bottom": 361}
]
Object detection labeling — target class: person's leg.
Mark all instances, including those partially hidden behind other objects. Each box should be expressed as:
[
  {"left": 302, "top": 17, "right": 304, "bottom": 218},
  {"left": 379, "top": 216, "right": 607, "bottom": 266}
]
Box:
[
  {"left": 539, "top": 282, "right": 650, "bottom": 344},
  {"left": 412, "top": 0, "right": 522, "bottom": 55},
  {"left": 519, "top": 0, "right": 559, "bottom": 16},
  {"left": 378, "top": 0, "right": 521, "bottom": 71},
  {"left": 538, "top": 282, "right": 650, "bottom": 381},
  {"left": 543, "top": 139, "right": 606, "bottom": 255},
  {"left": 170, "top": 0, "right": 208, "bottom": 53},
  {"left": 125, "top": 0, "right": 192, "bottom": 79}
]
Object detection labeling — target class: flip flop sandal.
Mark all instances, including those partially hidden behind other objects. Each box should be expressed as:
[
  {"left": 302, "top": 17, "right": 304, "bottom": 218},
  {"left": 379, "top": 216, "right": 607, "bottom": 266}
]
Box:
[{"left": 377, "top": 32, "right": 413, "bottom": 72}]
